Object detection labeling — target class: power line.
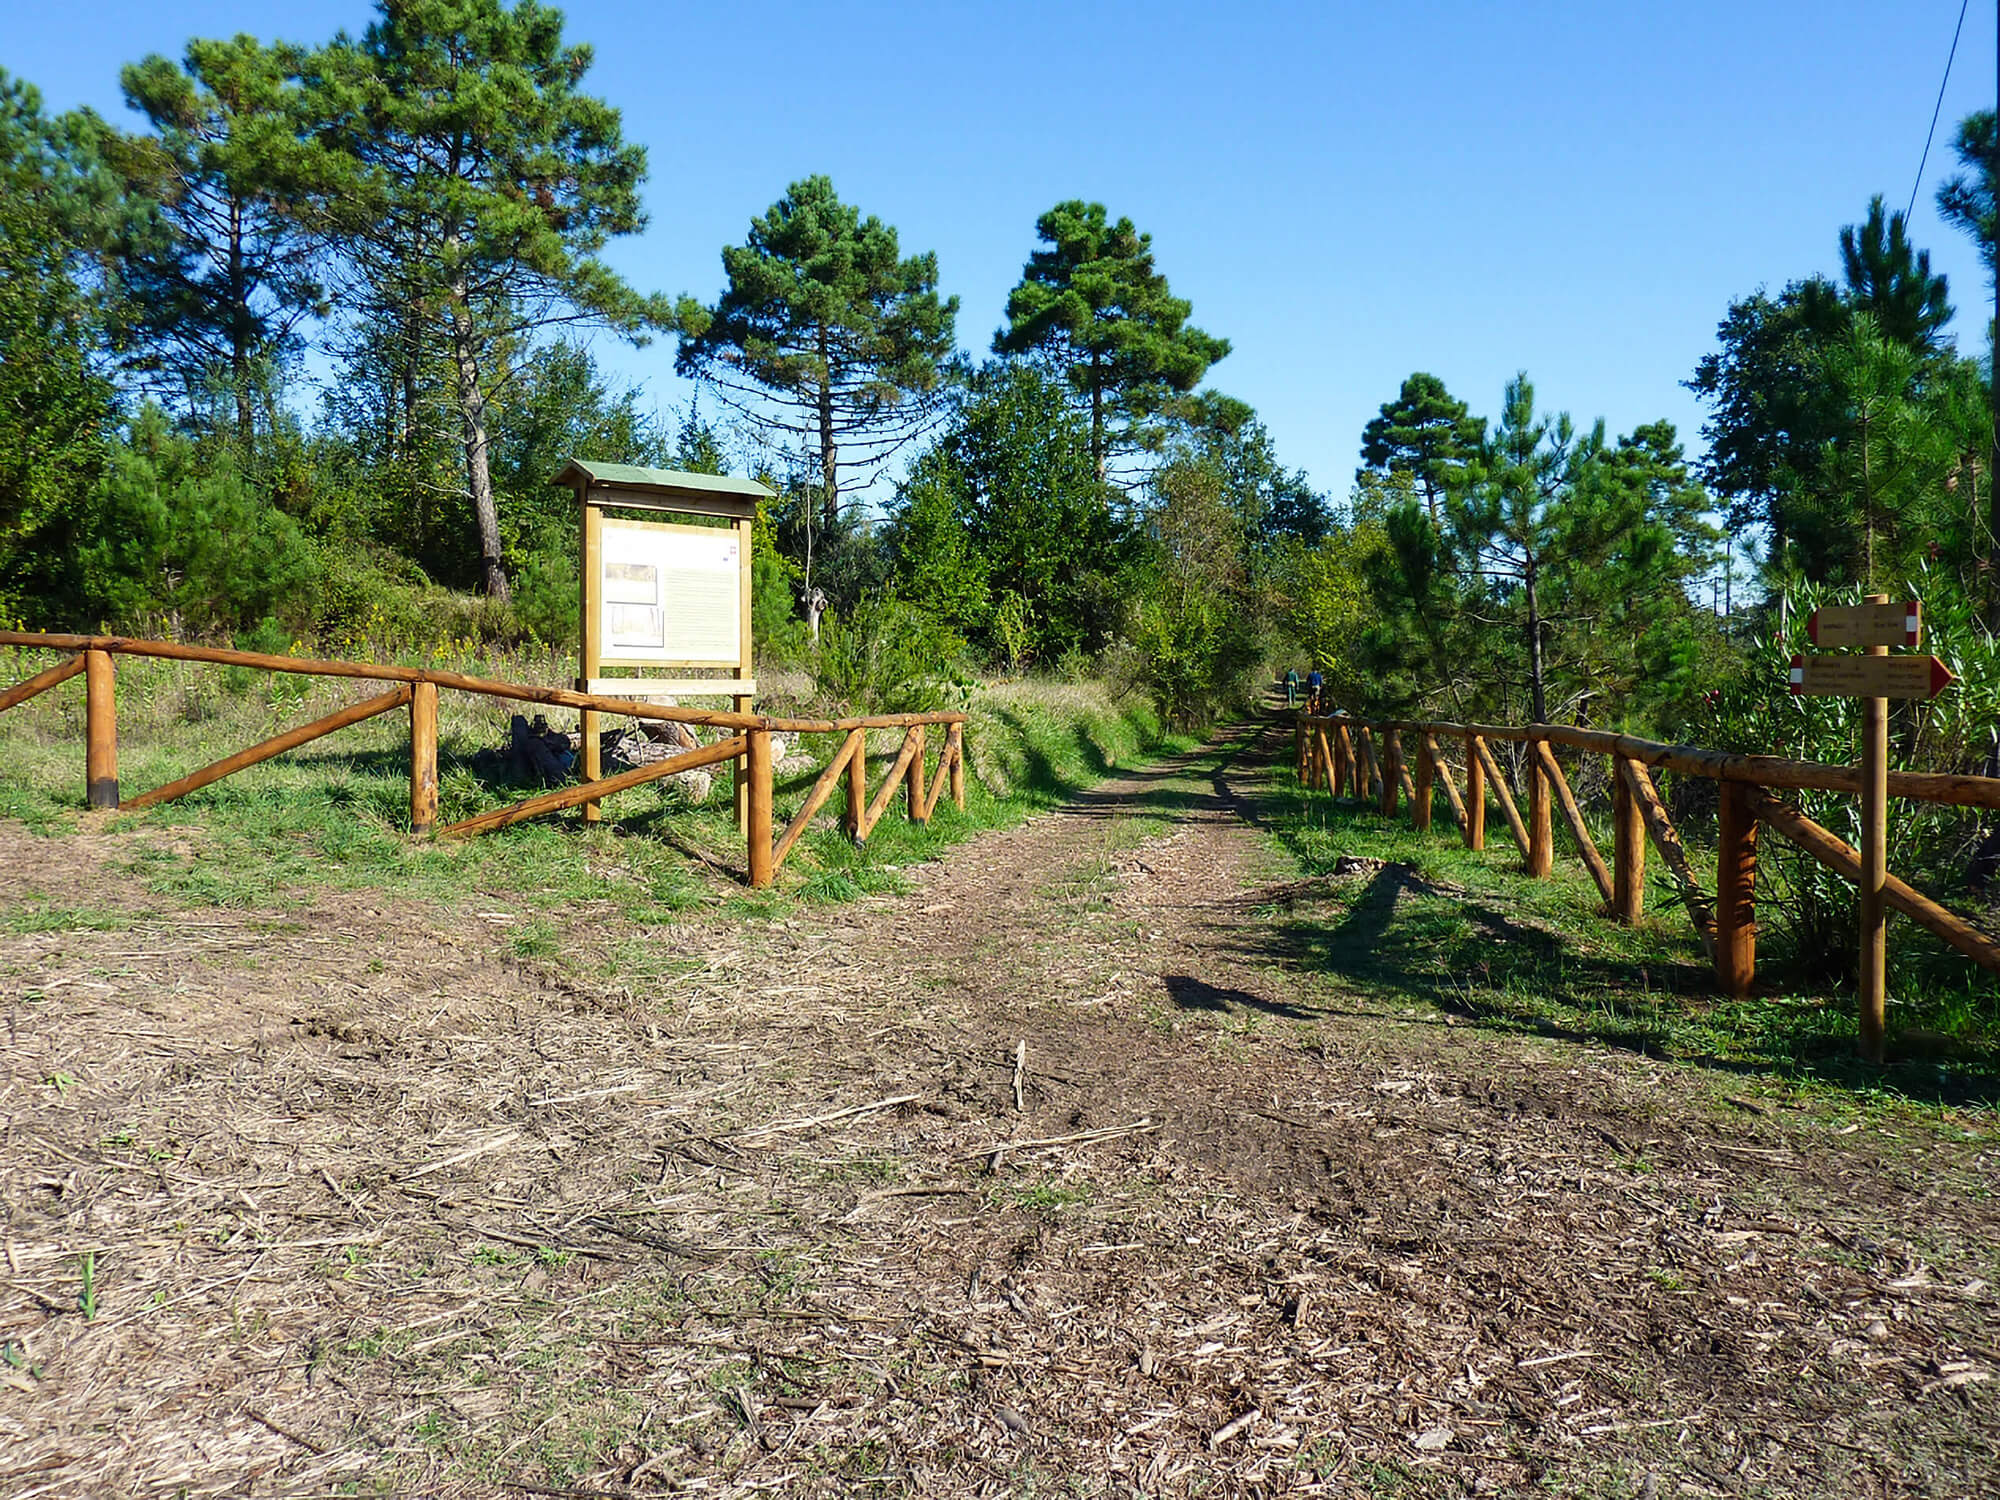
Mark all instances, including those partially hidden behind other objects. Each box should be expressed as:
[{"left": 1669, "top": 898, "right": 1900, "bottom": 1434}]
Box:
[{"left": 1907, "top": 0, "right": 1972, "bottom": 223}]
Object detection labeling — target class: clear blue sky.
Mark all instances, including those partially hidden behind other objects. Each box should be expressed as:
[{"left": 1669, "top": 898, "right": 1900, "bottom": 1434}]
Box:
[{"left": 8, "top": 0, "right": 1997, "bottom": 503}]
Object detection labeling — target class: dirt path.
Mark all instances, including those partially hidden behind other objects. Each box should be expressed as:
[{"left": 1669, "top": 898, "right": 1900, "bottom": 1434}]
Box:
[{"left": 2, "top": 722, "right": 1995, "bottom": 1498}]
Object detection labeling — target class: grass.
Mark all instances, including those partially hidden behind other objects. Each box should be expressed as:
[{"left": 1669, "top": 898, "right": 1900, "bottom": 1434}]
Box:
[
  {"left": 1262, "top": 767, "right": 2000, "bottom": 1108},
  {"left": 0, "top": 643, "right": 1184, "bottom": 951}
]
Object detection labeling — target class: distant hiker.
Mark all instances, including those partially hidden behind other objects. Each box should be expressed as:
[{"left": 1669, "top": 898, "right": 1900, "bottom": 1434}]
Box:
[
  {"left": 1306, "top": 668, "right": 1323, "bottom": 712},
  {"left": 1283, "top": 668, "right": 1299, "bottom": 708}
]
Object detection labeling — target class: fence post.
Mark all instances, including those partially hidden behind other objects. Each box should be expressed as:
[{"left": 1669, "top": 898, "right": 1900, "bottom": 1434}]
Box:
[
  {"left": 1414, "top": 734, "right": 1434, "bottom": 832},
  {"left": 846, "top": 732, "right": 868, "bottom": 839},
  {"left": 410, "top": 679, "right": 439, "bottom": 835},
  {"left": 1335, "top": 723, "right": 1353, "bottom": 798},
  {"left": 84, "top": 647, "right": 118, "bottom": 810},
  {"left": 1613, "top": 756, "right": 1645, "bottom": 922},
  {"left": 746, "top": 728, "right": 774, "bottom": 887},
  {"left": 1716, "top": 781, "right": 1758, "bottom": 999},
  {"left": 907, "top": 723, "right": 927, "bottom": 822},
  {"left": 1527, "top": 740, "right": 1553, "bottom": 878},
  {"left": 949, "top": 722, "right": 965, "bottom": 810},
  {"left": 1380, "top": 730, "right": 1401, "bottom": 818},
  {"left": 1464, "top": 733, "right": 1485, "bottom": 851}
]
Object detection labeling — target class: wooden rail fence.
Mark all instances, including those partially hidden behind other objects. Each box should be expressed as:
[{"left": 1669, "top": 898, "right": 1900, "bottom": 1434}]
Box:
[
  {"left": 0, "top": 632, "right": 966, "bottom": 888},
  {"left": 1295, "top": 709, "right": 2000, "bottom": 1061}
]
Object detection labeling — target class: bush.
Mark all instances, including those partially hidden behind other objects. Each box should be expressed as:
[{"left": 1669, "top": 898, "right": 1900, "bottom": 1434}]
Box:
[
  {"left": 74, "top": 407, "right": 319, "bottom": 636},
  {"left": 811, "top": 592, "right": 970, "bottom": 715}
]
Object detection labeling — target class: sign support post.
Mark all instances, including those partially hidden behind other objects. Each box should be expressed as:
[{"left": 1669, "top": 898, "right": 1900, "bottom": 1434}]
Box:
[
  {"left": 1859, "top": 594, "right": 1890, "bottom": 1063},
  {"left": 1789, "top": 594, "right": 1956, "bottom": 1060},
  {"left": 734, "top": 521, "right": 755, "bottom": 831},
  {"left": 580, "top": 499, "right": 605, "bottom": 823}
]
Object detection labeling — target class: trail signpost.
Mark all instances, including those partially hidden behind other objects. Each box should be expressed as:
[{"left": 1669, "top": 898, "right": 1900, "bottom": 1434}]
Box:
[{"left": 1788, "top": 594, "right": 1955, "bottom": 1062}]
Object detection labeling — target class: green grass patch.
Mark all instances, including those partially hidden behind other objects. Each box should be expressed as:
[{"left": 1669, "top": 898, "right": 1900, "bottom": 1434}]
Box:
[
  {"left": 1263, "top": 775, "right": 2000, "bottom": 1108},
  {"left": 4, "top": 903, "right": 134, "bottom": 935},
  {"left": 0, "top": 648, "right": 1181, "bottom": 968}
]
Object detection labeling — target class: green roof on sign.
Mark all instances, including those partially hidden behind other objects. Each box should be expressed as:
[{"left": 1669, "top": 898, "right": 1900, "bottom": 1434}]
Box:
[{"left": 553, "top": 459, "right": 773, "bottom": 501}]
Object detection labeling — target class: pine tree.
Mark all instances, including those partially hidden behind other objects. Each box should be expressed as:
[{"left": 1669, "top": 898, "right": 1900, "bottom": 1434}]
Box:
[
  {"left": 994, "top": 201, "right": 1228, "bottom": 480},
  {"left": 113, "top": 38, "right": 338, "bottom": 447},
  {"left": 675, "top": 175, "right": 959, "bottom": 593},
  {"left": 305, "top": 0, "right": 668, "bottom": 601},
  {"left": 1938, "top": 111, "right": 1997, "bottom": 282},
  {"left": 1840, "top": 195, "right": 1952, "bottom": 351},
  {"left": 1454, "top": 374, "right": 1577, "bottom": 724},
  {"left": 1358, "top": 373, "right": 1484, "bottom": 527}
]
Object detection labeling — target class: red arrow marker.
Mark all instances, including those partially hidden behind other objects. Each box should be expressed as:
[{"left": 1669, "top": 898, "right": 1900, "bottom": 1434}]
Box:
[{"left": 1930, "top": 655, "right": 1957, "bottom": 697}]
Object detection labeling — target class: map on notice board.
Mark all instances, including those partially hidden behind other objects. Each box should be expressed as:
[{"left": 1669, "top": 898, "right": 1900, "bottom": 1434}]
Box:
[{"left": 599, "top": 519, "right": 740, "bottom": 665}]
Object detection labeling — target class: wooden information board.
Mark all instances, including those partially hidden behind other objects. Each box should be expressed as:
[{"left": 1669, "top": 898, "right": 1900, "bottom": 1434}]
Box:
[
  {"left": 597, "top": 519, "right": 744, "bottom": 668},
  {"left": 554, "top": 460, "right": 773, "bottom": 827}
]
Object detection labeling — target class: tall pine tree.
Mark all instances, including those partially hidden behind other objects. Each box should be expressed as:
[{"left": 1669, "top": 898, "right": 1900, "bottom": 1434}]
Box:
[
  {"left": 675, "top": 175, "right": 959, "bottom": 591},
  {"left": 994, "top": 201, "right": 1227, "bottom": 480},
  {"left": 113, "top": 38, "right": 338, "bottom": 446},
  {"left": 1359, "top": 373, "right": 1484, "bottom": 527},
  {"left": 306, "top": 0, "right": 668, "bottom": 600}
]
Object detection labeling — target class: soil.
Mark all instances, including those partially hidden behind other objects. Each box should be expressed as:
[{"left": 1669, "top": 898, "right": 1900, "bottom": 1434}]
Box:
[{"left": 2, "top": 722, "right": 1996, "bottom": 1498}]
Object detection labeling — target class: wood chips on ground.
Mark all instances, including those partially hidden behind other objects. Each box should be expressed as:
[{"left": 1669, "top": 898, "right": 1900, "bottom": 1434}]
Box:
[{"left": 1, "top": 725, "right": 1996, "bottom": 1497}]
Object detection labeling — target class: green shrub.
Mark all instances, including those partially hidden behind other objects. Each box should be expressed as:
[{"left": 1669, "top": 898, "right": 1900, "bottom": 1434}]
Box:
[
  {"left": 811, "top": 592, "right": 970, "bottom": 714},
  {"left": 73, "top": 407, "right": 319, "bottom": 635}
]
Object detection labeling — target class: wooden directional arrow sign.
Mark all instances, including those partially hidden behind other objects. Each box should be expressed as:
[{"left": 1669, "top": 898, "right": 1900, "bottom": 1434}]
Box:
[
  {"left": 1806, "top": 600, "right": 1921, "bottom": 648},
  {"left": 1789, "top": 652, "right": 1956, "bottom": 699}
]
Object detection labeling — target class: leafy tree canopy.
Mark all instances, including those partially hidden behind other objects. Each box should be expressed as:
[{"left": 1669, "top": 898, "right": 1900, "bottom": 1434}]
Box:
[{"left": 0, "top": 71, "right": 127, "bottom": 620}]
